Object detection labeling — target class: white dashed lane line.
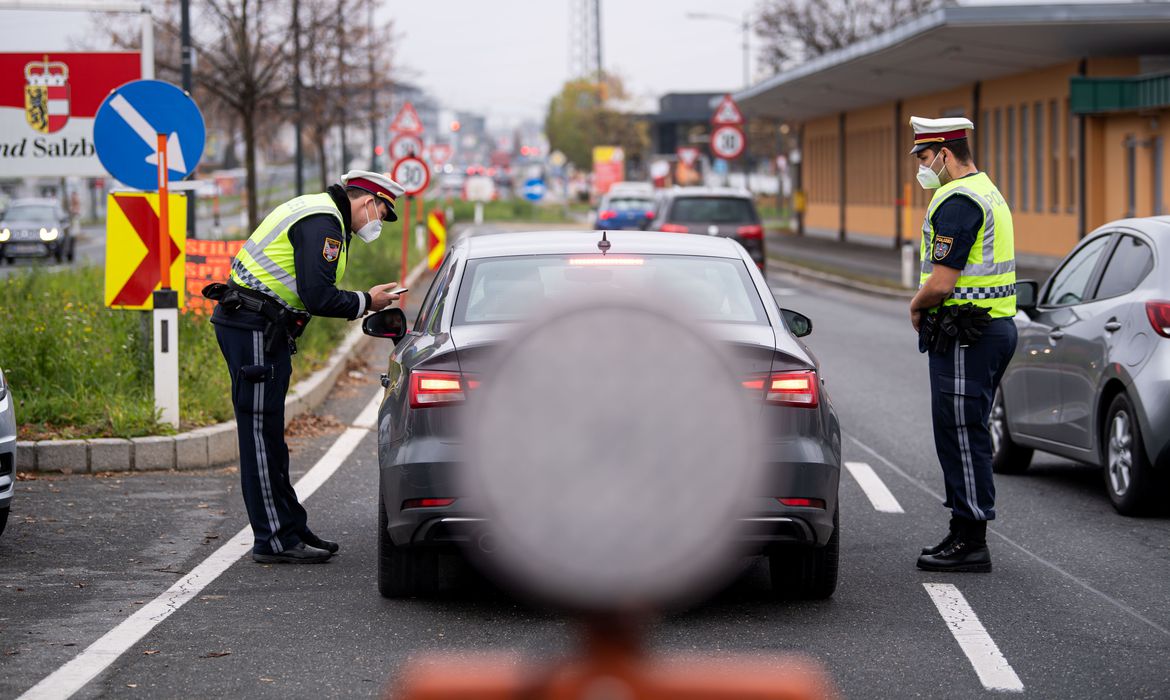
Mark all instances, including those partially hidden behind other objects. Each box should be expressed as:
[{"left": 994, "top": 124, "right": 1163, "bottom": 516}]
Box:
[
  {"left": 924, "top": 583, "right": 1025, "bottom": 693},
  {"left": 843, "top": 461, "right": 905, "bottom": 513}
]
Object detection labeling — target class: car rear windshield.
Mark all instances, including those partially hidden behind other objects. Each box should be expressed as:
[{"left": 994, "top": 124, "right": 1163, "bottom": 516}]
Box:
[
  {"left": 454, "top": 254, "right": 768, "bottom": 326},
  {"left": 4, "top": 205, "right": 58, "bottom": 222},
  {"left": 667, "top": 197, "right": 757, "bottom": 224},
  {"left": 606, "top": 198, "right": 653, "bottom": 212}
]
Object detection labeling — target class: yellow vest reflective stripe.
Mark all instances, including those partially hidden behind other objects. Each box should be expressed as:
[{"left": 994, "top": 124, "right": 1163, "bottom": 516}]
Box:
[
  {"left": 919, "top": 172, "right": 1017, "bottom": 318},
  {"left": 229, "top": 193, "right": 347, "bottom": 311}
]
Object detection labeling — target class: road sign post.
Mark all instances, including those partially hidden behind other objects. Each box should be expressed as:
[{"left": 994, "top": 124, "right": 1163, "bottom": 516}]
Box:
[
  {"left": 95, "top": 78, "right": 204, "bottom": 429},
  {"left": 153, "top": 131, "right": 179, "bottom": 427},
  {"left": 392, "top": 155, "right": 431, "bottom": 292}
]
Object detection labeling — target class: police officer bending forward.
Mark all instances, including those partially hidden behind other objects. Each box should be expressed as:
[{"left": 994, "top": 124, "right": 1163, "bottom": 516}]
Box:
[
  {"left": 208, "top": 171, "right": 404, "bottom": 564},
  {"left": 908, "top": 117, "right": 1018, "bottom": 573}
]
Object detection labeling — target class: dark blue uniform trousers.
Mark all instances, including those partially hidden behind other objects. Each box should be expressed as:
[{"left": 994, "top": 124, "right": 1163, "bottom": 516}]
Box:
[
  {"left": 214, "top": 323, "right": 308, "bottom": 555},
  {"left": 928, "top": 318, "right": 1018, "bottom": 521}
]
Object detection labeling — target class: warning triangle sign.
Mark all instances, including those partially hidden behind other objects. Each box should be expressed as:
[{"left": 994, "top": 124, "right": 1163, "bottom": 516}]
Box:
[
  {"left": 711, "top": 94, "right": 744, "bottom": 125},
  {"left": 390, "top": 101, "right": 424, "bottom": 134},
  {"left": 676, "top": 147, "right": 699, "bottom": 167}
]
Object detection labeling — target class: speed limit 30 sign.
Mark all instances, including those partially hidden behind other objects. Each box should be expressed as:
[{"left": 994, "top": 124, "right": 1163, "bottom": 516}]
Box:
[
  {"left": 392, "top": 156, "right": 430, "bottom": 196},
  {"left": 710, "top": 125, "right": 746, "bottom": 160}
]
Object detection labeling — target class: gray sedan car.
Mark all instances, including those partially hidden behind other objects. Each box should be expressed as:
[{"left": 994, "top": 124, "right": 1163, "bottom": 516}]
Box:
[
  {"left": 992, "top": 216, "right": 1170, "bottom": 515},
  {"left": 0, "top": 367, "right": 15, "bottom": 537},
  {"left": 364, "top": 231, "right": 842, "bottom": 599}
]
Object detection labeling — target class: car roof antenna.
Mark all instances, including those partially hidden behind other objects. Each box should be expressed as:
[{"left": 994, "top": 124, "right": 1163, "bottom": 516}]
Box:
[{"left": 597, "top": 231, "right": 611, "bottom": 255}]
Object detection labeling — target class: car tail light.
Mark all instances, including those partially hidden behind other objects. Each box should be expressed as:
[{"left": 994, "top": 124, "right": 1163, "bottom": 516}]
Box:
[
  {"left": 742, "top": 370, "right": 818, "bottom": 407},
  {"left": 1146, "top": 301, "right": 1170, "bottom": 338},
  {"left": 736, "top": 224, "right": 764, "bottom": 239},
  {"left": 402, "top": 497, "right": 456, "bottom": 509},
  {"left": 410, "top": 371, "right": 468, "bottom": 408},
  {"left": 660, "top": 224, "right": 688, "bottom": 233},
  {"left": 645, "top": 210, "right": 655, "bottom": 219},
  {"left": 598, "top": 210, "right": 617, "bottom": 221},
  {"left": 777, "top": 497, "right": 826, "bottom": 509}
]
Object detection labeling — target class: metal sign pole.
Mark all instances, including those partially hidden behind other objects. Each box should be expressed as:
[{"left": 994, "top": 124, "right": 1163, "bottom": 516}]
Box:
[
  {"left": 400, "top": 195, "right": 411, "bottom": 293},
  {"left": 153, "top": 133, "right": 179, "bottom": 428}
]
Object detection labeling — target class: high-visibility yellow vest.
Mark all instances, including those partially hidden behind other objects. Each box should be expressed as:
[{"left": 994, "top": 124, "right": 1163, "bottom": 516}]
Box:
[
  {"left": 229, "top": 193, "right": 347, "bottom": 311},
  {"left": 919, "top": 172, "right": 1016, "bottom": 318}
]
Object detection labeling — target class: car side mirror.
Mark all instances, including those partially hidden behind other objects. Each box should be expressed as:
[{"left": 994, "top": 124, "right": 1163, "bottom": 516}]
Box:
[
  {"left": 1016, "top": 279, "right": 1039, "bottom": 314},
  {"left": 781, "top": 308, "right": 813, "bottom": 338},
  {"left": 363, "top": 308, "right": 408, "bottom": 342}
]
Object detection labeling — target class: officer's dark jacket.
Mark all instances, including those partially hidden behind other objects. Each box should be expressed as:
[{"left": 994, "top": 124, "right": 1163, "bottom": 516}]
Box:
[{"left": 212, "top": 185, "right": 369, "bottom": 330}]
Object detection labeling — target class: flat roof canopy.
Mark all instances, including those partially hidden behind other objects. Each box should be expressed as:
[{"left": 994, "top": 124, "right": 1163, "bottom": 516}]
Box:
[{"left": 736, "top": 1, "right": 1170, "bottom": 122}]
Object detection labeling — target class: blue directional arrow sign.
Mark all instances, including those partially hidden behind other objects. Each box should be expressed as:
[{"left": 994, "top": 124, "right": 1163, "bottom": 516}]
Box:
[
  {"left": 523, "top": 178, "right": 546, "bottom": 202},
  {"left": 93, "top": 79, "right": 205, "bottom": 191}
]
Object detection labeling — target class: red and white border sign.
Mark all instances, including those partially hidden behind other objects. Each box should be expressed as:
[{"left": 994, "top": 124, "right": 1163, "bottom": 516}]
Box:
[
  {"left": 392, "top": 156, "right": 430, "bottom": 196},
  {"left": 709, "top": 125, "right": 746, "bottom": 160}
]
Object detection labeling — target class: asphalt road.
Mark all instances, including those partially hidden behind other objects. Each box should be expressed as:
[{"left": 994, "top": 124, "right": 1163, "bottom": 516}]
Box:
[{"left": 2, "top": 234, "right": 1169, "bottom": 699}]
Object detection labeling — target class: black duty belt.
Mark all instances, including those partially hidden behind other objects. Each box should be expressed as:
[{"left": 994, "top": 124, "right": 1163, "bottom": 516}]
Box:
[
  {"left": 918, "top": 303, "right": 993, "bottom": 354},
  {"left": 202, "top": 281, "right": 310, "bottom": 355}
]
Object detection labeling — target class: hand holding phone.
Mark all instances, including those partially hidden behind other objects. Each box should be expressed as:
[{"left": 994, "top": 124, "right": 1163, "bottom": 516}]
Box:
[{"left": 368, "top": 282, "right": 404, "bottom": 312}]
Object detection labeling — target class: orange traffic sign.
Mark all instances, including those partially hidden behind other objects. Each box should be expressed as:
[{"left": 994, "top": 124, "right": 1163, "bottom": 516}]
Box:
[{"left": 104, "top": 192, "right": 186, "bottom": 310}]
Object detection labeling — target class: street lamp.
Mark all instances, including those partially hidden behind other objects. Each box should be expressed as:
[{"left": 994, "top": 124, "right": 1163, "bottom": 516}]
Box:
[{"left": 686, "top": 11, "right": 751, "bottom": 90}]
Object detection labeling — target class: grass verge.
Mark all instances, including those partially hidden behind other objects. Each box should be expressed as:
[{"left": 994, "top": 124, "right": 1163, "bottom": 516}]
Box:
[{"left": 1, "top": 225, "right": 401, "bottom": 440}]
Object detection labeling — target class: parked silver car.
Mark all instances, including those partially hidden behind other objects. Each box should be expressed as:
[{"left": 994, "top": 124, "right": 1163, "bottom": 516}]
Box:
[
  {"left": 0, "top": 367, "right": 15, "bottom": 537},
  {"left": 992, "top": 216, "right": 1170, "bottom": 515}
]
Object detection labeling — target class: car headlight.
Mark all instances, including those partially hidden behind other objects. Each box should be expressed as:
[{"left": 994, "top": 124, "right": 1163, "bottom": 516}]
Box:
[
  {"left": 39, "top": 227, "right": 58, "bottom": 241},
  {"left": 0, "top": 228, "right": 9, "bottom": 242}
]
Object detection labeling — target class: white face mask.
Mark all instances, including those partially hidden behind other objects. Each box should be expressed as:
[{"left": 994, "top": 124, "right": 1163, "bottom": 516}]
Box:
[
  {"left": 354, "top": 199, "right": 383, "bottom": 242},
  {"left": 916, "top": 151, "right": 946, "bottom": 190}
]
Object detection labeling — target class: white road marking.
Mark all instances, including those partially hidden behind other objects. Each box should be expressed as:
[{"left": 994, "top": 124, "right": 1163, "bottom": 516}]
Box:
[
  {"left": 16, "top": 390, "right": 384, "bottom": 700},
  {"left": 770, "top": 286, "right": 798, "bottom": 296},
  {"left": 847, "top": 433, "right": 1170, "bottom": 639},
  {"left": 923, "top": 583, "right": 1024, "bottom": 692},
  {"left": 843, "top": 461, "right": 904, "bottom": 513}
]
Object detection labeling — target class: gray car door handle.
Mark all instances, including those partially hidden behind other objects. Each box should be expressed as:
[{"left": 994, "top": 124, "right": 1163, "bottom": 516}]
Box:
[
  {"left": 1049, "top": 330, "right": 1065, "bottom": 341},
  {"left": 1104, "top": 320, "right": 1122, "bottom": 332}
]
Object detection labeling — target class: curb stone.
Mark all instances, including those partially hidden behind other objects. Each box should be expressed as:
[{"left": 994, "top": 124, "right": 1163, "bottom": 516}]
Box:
[
  {"left": 16, "top": 260, "right": 427, "bottom": 474},
  {"left": 768, "top": 256, "right": 916, "bottom": 300}
]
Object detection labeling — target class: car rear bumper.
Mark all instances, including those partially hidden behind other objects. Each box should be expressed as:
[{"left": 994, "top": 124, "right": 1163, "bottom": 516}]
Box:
[
  {"left": 380, "top": 437, "right": 840, "bottom": 550},
  {"left": 0, "top": 435, "right": 15, "bottom": 509}
]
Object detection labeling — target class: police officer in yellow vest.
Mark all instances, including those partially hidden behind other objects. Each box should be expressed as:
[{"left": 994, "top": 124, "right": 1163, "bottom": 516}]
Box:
[
  {"left": 908, "top": 117, "right": 1018, "bottom": 573},
  {"left": 209, "top": 170, "right": 404, "bottom": 564}
]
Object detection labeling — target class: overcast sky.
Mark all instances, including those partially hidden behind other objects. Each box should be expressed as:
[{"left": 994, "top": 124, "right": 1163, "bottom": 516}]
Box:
[
  {"left": 2, "top": 0, "right": 758, "bottom": 127},
  {"left": 386, "top": 0, "right": 757, "bottom": 125}
]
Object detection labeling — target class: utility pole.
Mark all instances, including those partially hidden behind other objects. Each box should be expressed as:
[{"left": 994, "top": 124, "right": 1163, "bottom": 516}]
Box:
[
  {"left": 337, "top": 0, "right": 348, "bottom": 173},
  {"left": 292, "top": 0, "right": 304, "bottom": 195},
  {"left": 368, "top": 0, "right": 377, "bottom": 170},
  {"left": 179, "top": 0, "right": 191, "bottom": 92}
]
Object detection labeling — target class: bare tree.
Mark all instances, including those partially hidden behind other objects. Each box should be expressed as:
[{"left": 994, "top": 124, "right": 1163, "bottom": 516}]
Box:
[
  {"left": 292, "top": 0, "right": 395, "bottom": 190},
  {"left": 755, "top": 0, "right": 935, "bottom": 72}
]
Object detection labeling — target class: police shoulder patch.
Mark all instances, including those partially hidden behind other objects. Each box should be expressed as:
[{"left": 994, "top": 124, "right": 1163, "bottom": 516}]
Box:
[
  {"left": 322, "top": 237, "right": 341, "bottom": 262},
  {"left": 932, "top": 235, "right": 954, "bottom": 261}
]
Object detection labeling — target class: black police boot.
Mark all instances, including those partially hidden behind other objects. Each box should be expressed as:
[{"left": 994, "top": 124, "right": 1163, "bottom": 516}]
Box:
[
  {"left": 916, "top": 519, "right": 991, "bottom": 573},
  {"left": 920, "top": 516, "right": 961, "bottom": 556},
  {"left": 252, "top": 542, "right": 332, "bottom": 564},
  {"left": 301, "top": 532, "right": 339, "bottom": 554}
]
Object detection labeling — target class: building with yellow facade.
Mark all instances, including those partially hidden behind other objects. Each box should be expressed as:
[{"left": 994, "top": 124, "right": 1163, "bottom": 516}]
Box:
[{"left": 736, "top": 1, "right": 1170, "bottom": 262}]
